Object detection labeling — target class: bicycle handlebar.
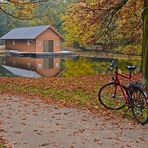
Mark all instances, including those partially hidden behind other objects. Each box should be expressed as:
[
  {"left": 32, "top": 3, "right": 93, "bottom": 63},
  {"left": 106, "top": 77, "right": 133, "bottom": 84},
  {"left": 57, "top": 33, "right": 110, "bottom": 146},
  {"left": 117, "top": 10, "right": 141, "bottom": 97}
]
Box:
[
  {"left": 108, "top": 60, "right": 137, "bottom": 77},
  {"left": 108, "top": 59, "right": 118, "bottom": 71}
]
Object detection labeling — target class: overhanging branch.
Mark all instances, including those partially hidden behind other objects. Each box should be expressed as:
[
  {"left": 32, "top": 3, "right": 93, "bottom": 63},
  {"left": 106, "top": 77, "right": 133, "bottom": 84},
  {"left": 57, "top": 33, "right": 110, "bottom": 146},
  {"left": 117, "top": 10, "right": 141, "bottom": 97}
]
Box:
[
  {"left": 0, "top": 6, "right": 31, "bottom": 20},
  {"left": 0, "top": 0, "right": 49, "bottom": 20},
  {"left": 96, "top": 0, "right": 129, "bottom": 39}
]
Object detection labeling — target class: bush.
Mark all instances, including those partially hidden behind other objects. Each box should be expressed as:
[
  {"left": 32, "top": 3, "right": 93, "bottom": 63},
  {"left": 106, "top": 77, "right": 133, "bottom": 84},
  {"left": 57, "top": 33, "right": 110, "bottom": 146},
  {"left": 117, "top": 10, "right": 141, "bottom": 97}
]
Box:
[
  {"left": 118, "top": 59, "right": 141, "bottom": 71},
  {"left": 119, "top": 44, "right": 142, "bottom": 56}
]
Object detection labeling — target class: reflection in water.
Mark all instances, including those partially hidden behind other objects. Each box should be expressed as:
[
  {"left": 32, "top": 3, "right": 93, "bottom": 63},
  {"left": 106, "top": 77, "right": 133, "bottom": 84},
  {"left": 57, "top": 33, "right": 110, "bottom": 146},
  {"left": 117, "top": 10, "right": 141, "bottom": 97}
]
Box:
[{"left": 3, "top": 56, "right": 62, "bottom": 77}]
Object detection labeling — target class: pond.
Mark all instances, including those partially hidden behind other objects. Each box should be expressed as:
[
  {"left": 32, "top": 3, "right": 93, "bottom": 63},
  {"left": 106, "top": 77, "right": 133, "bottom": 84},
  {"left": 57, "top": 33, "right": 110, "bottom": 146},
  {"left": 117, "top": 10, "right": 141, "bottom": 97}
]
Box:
[
  {"left": 0, "top": 55, "right": 65, "bottom": 77},
  {"left": 0, "top": 55, "right": 140, "bottom": 78}
]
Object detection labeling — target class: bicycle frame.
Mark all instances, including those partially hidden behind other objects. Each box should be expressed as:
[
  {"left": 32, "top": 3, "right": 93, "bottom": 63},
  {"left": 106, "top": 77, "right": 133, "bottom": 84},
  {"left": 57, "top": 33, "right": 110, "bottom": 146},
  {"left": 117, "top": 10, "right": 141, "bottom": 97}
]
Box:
[
  {"left": 99, "top": 61, "right": 148, "bottom": 124},
  {"left": 113, "top": 67, "right": 132, "bottom": 104}
]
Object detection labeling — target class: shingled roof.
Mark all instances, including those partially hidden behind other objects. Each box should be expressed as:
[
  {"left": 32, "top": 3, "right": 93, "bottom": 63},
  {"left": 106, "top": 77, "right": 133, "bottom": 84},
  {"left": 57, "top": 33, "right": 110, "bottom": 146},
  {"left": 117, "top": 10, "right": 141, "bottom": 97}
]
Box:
[{"left": 0, "top": 25, "right": 64, "bottom": 40}]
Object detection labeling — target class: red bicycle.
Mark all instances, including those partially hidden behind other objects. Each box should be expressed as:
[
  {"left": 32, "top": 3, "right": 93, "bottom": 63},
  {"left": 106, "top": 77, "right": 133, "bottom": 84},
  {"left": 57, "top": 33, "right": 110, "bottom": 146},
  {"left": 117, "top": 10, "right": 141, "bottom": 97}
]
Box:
[{"left": 98, "top": 60, "right": 148, "bottom": 125}]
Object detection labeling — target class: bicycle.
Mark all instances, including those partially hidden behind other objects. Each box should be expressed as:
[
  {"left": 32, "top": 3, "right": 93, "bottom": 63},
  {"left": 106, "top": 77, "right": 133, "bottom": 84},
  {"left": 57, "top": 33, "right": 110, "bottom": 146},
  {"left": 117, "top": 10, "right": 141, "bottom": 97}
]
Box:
[{"left": 98, "top": 59, "right": 148, "bottom": 125}]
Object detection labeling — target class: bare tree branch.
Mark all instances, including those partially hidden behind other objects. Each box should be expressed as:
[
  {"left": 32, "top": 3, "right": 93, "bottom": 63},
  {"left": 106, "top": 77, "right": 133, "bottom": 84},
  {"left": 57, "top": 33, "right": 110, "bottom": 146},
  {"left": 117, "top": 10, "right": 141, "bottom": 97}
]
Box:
[
  {"left": 95, "top": 0, "right": 129, "bottom": 40},
  {"left": 0, "top": 6, "right": 31, "bottom": 20},
  {"left": 0, "top": 0, "right": 49, "bottom": 20},
  {"left": 0, "top": 0, "right": 49, "bottom": 4}
]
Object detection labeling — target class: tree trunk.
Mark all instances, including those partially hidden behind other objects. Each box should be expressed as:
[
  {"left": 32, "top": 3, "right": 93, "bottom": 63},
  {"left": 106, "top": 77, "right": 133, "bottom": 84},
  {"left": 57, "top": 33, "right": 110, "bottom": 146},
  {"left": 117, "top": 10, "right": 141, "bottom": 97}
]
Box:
[{"left": 142, "top": 0, "right": 148, "bottom": 88}]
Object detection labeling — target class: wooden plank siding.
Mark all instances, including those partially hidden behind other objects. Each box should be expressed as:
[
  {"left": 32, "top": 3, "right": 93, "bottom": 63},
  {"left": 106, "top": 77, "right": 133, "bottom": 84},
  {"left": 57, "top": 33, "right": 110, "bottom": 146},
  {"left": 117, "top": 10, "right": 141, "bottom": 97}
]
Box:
[
  {"left": 5, "top": 40, "right": 36, "bottom": 52},
  {"left": 36, "top": 29, "right": 60, "bottom": 53},
  {"left": 5, "top": 28, "right": 61, "bottom": 53}
]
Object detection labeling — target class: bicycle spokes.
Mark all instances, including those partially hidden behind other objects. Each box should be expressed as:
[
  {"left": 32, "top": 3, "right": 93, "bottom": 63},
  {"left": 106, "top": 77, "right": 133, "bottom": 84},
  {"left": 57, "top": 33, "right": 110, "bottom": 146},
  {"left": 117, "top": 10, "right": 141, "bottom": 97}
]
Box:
[
  {"left": 131, "top": 89, "right": 148, "bottom": 125},
  {"left": 98, "top": 82, "right": 126, "bottom": 110}
]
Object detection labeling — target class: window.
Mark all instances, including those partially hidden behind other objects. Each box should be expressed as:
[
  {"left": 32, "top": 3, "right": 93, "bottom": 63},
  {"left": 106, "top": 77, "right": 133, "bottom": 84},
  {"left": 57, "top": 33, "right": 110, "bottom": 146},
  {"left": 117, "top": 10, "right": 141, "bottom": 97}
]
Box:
[
  {"left": 38, "top": 41, "right": 41, "bottom": 46},
  {"left": 27, "top": 63, "right": 31, "bottom": 69},
  {"left": 12, "top": 40, "right": 15, "bottom": 45},
  {"left": 27, "top": 40, "right": 30, "bottom": 46},
  {"left": 55, "top": 63, "right": 59, "bottom": 68},
  {"left": 56, "top": 41, "right": 58, "bottom": 46},
  {"left": 13, "top": 60, "right": 16, "bottom": 65},
  {"left": 37, "top": 64, "right": 42, "bottom": 69}
]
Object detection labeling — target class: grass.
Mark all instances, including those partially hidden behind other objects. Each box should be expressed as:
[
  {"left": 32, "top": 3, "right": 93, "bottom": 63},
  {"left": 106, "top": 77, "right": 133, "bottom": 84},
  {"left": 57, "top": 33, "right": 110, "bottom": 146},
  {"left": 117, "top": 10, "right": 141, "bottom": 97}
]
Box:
[
  {"left": 0, "top": 81, "right": 96, "bottom": 107},
  {"left": 0, "top": 74, "right": 141, "bottom": 110},
  {"left": 1, "top": 77, "right": 145, "bottom": 147},
  {"left": 0, "top": 76, "right": 104, "bottom": 109},
  {"left": 0, "top": 145, "right": 4, "bottom": 148}
]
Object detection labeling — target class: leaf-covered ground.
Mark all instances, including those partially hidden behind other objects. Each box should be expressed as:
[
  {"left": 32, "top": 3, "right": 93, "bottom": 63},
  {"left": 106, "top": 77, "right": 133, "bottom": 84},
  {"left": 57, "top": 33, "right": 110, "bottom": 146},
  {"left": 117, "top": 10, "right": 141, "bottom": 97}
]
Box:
[
  {"left": 0, "top": 73, "right": 141, "bottom": 111},
  {"left": 0, "top": 74, "right": 148, "bottom": 147},
  {"left": 0, "top": 94, "right": 148, "bottom": 148},
  {"left": 0, "top": 136, "right": 6, "bottom": 148}
]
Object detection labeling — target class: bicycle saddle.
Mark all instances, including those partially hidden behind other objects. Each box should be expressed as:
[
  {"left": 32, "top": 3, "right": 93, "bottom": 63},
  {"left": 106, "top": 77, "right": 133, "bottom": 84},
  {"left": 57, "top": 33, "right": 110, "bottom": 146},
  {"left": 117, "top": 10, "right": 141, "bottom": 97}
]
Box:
[{"left": 126, "top": 65, "right": 136, "bottom": 71}]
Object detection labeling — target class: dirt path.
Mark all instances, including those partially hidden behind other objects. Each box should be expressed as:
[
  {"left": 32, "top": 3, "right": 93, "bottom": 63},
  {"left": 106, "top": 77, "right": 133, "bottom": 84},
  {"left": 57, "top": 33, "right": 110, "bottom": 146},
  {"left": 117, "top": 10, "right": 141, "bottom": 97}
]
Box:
[{"left": 0, "top": 94, "right": 148, "bottom": 148}]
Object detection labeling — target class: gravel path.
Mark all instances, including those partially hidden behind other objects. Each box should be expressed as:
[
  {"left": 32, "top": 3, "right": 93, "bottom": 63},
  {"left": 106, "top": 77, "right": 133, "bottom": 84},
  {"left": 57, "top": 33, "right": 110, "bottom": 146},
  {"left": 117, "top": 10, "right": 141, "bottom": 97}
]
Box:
[{"left": 0, "top": 94, "right": 148, "bottom": 148}]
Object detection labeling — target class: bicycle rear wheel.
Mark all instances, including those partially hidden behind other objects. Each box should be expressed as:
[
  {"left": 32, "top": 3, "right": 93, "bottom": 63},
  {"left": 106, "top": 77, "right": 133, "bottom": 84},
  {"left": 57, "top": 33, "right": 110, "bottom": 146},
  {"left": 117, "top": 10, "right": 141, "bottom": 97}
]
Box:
[
  {"left": 131, "top": 88, "right": 148, "bottom": 125},
  {"left": 98, "top": 82, "right": 126, "bottom": 110}
]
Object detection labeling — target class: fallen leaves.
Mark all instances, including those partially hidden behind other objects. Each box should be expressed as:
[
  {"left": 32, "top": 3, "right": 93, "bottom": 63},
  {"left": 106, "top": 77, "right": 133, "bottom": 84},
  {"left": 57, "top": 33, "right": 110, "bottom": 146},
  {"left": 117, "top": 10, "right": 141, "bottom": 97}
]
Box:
[{"left": 0, "top": 73, "right": 141, "bottom": 121}]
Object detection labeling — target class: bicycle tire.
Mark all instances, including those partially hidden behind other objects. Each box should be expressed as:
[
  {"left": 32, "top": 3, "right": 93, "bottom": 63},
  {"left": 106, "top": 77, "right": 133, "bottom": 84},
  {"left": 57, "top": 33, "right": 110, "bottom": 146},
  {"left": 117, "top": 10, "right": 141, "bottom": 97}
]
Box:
[
  {"left": 131, "top": 88, "right": 148, "bottom": 125},
  {"left": 98, "top": 82, "right": 126, "bottom": 110}
]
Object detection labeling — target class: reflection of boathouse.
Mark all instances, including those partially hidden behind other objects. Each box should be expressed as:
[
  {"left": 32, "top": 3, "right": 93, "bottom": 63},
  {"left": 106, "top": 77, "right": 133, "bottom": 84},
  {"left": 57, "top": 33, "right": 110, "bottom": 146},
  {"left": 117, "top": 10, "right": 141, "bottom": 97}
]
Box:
[{"left": 4, "top": 56, "right": 61, "bottom": 77}]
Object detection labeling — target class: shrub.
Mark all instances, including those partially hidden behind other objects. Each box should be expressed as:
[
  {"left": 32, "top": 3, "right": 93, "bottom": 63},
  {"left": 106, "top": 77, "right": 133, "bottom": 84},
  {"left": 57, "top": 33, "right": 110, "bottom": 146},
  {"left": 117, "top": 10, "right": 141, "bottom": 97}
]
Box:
[{"left": 120, "top": 44, "right": 142, "bottom": 56}]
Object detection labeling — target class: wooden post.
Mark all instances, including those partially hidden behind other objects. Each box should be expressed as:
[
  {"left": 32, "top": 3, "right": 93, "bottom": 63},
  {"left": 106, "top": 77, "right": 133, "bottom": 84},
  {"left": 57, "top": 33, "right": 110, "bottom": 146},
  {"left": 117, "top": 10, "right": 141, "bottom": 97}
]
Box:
[{"left": 142, "top": 0, "right": 148, "bottom": 88}]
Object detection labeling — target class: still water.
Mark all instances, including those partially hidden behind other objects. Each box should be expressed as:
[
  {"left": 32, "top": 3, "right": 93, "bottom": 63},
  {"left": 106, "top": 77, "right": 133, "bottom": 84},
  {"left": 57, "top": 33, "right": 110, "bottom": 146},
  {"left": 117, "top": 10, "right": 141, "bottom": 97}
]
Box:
[
  {"left": 0, "top": 55, "right": 66, "bottom": 77},
  {"left": 0, "top": 55, "right": 115, "bottom": 78}
]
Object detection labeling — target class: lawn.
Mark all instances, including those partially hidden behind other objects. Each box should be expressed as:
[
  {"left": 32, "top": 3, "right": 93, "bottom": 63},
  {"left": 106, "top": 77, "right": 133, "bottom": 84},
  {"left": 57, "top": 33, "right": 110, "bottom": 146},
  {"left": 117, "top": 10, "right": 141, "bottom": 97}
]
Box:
[
  {"left": 0, "top": 73, "right": 142, "bottom": 146},
  {"left": 0, "top": 74, "right": 141, "bottom": 110}
]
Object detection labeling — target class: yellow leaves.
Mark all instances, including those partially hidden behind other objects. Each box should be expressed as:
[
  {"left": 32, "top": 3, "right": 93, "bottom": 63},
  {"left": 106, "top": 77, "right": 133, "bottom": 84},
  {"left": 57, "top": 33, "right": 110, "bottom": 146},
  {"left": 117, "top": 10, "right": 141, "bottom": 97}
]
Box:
[
  {"left": 61, "top": 0, "right": 143, "bottom": 46},
  {"left": 61, "top": 3, "right": 99, "bottom": 45},
  {"left": 120, "top": 44, "right": 142, "bottom": 56},
  {"left": 61, "top": 58, "right": 98, "bottom": 77},
  {"left": 78, "top": 2, "right": 87, "bottom": 7},
  {"left": 0, "top": 0, "right": 38, "bottom": 19},
  {"left": 89, "top": 2, "right": 97, "bottom": 9}
]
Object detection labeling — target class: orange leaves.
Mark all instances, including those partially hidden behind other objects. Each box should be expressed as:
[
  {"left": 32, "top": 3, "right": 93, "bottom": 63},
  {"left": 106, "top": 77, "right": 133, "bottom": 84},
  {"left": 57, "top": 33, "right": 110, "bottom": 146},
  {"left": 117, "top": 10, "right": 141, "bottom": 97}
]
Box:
[
  {"left": 0, "top": 73, "right": 141, "bottom": 112},
  {"left": 62, "top": 0, "right": 143, "bottom": 45},
  {"left": 0, "top": 0, "right": 39, "bottom": 20}
]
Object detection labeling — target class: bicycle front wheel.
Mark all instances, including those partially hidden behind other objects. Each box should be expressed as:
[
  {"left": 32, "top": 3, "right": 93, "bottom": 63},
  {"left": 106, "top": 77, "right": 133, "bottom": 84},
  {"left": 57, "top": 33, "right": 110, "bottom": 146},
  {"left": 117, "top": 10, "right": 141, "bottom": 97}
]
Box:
[
  {"left": 131, "top": 88, "right": 148, "bottom": 125},
  {"left": 98, "top": 82, "right": 126, "bottom": 110}
]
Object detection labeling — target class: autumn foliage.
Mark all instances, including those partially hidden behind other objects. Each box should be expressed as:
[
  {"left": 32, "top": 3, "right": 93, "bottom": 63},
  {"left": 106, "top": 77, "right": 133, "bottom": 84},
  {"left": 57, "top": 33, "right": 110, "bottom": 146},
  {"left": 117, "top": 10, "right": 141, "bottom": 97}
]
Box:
[
  {"left": 0, "top": 0, "right": 46, "bottom": 20},
  {"left": 62, "top": 0, "right": 143, "bottom": 46},
  {"left": 0, "top": 73, "right": 141, "bottom": 110}
]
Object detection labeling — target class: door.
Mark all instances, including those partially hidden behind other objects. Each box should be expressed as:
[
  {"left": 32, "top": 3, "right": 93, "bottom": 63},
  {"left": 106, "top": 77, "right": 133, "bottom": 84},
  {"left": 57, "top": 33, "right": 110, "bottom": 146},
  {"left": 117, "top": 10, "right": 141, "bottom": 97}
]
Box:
[
  {"left": 43, "top": 57, "right": 54, "bottom": 69},
  {"left": 43, "top": 40, "right": 54, "bottom": 52}
]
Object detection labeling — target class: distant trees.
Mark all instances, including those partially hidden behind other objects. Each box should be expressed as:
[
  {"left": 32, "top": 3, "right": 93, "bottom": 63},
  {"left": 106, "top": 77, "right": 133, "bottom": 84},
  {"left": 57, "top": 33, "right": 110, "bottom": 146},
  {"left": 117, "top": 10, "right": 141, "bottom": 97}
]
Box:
[
  {"left": 31, "top": 0, "right": 78, "bottom": 33},
  {"left": 0, "top": 0, "right": 49, "bottom": 36},
  {"left": 0, "top": 0, "right": 77, "bottom": 36}
]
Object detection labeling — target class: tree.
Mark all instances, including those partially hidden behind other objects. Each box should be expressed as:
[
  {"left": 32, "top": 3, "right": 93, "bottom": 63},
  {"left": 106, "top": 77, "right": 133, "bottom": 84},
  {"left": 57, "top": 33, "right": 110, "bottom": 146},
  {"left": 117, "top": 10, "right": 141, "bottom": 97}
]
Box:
[
  {"left": 0, "top": 0, "right": 49, "bottom": 36},
  {"left": 31, "top": 0, "right": 78, "bottom": 32},
  {"left": 142, "top": 0, "right": 148, "bottom": 86},
  {"left": 62, "top": 0, "right": 143, "bottom": 46},
  {"left": 62, "top": 0, "right": 148, "bottom": 87},
  {"left": 0, "top": 0, "right": 77, "bottom": 36},
  {"left": 0, "top": 0, "right": 49, "bottom": 20}
]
